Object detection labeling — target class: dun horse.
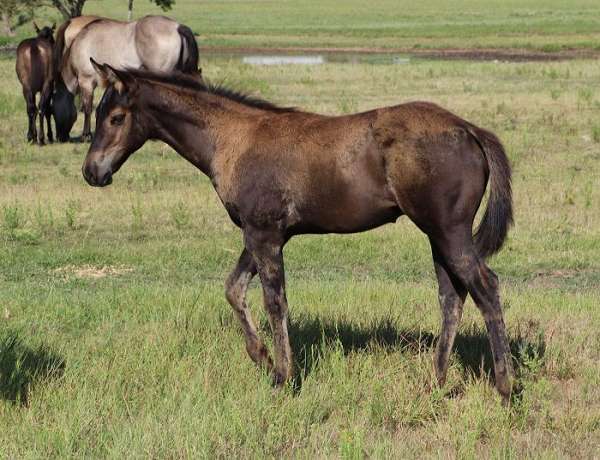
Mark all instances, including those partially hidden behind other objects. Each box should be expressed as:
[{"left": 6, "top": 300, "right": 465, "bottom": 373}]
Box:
[
  {"left": 16, "top": 23, "right": 56, "bottom": 144},
  {"left": 82, "top": 62, "right": 515, "bottom": 400},
  {"left": 52, "top": 15, "right": 99, "bottom": 141},
  {"left": 55, "top": 15, "right": 200, "bottom": 141}
]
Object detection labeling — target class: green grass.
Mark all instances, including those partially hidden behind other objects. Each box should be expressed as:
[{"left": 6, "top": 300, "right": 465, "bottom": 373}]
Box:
[
  {"left": 5, "top": 0, "right": 600, "bottom": 51},
  {"left": 1, "top": 51, "right": 600, "bottom": 456}
]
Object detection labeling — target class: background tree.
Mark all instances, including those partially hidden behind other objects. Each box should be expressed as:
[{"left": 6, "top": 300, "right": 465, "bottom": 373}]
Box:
[
  {"left": 128, "top": 0, "right": 175, "bottom": 21},
  {"left": 48, "top": 0, "right": 87, "bottom": 19},
  {"left": 0, "top": 0, "right": 40, "bottom": 36}
]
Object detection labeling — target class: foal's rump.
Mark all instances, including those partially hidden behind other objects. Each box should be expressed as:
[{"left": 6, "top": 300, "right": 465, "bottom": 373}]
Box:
[{"left": 373, "top": 102, "right": 512, "bottom": 257}]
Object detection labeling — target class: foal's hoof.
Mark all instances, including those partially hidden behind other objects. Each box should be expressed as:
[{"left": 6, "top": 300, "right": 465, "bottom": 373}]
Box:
[
  {"left": 272, "top": 372, "right": 287, "bottom": 388},
  {"left": 82, "top": 133, "right": 93, "bottom": 143},
  {"left": 495, "top": 373, "right": 514, "bottom": 405}
]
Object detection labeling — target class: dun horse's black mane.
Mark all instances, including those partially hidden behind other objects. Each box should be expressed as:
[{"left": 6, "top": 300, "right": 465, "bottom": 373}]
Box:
[{"left": 124, "top": 68, "right": 297, "bottom": 113}]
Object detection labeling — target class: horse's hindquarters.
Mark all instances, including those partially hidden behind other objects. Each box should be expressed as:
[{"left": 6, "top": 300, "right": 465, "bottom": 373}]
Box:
[
  {"left": 377, "top": 106, "right": 488, "bottom": 235},
  {"left": 134, "top": 16, "right": 183, "bottom": 72}
]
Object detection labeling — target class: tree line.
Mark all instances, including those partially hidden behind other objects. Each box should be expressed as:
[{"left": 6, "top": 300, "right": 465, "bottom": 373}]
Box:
[{"left": 1, "top": 0, "right": 175, "bottom": 36}]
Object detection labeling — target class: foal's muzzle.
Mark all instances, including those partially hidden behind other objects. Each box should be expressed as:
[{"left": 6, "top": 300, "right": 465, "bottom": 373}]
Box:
[{"left": 82, "top": 161, "right": 113, "bottom": 187}]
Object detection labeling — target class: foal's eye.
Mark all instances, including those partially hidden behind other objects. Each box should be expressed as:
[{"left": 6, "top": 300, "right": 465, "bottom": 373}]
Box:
[{"left": 110, "top": 114, "right": 126, "bottom": 126}]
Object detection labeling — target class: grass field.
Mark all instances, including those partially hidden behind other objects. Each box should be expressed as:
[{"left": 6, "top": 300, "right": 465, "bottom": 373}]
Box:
[
  {"left": 4, "top": 0, "right": 600, "bottom": 51},
  {"left": 1, "top": 47, "right": 600, "bottom": 456}
]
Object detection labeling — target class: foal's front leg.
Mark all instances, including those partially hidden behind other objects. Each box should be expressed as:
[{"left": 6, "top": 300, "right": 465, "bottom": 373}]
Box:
[{"left": 245, "top": 229, "right": 293, "bottom": 386}]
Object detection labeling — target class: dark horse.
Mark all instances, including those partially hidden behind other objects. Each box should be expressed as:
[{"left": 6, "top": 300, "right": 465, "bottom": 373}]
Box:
[
  {"left": 16, "top": 22, "right": 56, "bottom": 144},
  {"left": 82, "top": 62, "right": 515, "bottom": 400}
]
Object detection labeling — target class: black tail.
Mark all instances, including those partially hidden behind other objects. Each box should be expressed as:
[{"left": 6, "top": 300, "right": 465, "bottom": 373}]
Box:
[
  {"left": 467, "top": 126, "right": 514, "bottom": 259},
  {"left": 29, "top": 44, "right": 44, "bottom": 90},
  {"left": 53, "top": 20, "right": 70, "bottom": 80},
  {"left": 176, "top": 25, "right": 199, "bottom": 74}
]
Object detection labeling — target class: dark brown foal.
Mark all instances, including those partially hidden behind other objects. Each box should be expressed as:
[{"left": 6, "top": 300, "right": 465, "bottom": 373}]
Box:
[
  {"left": 81, "top": 63, "right": 514, "bottom": 400},
  {"left": 16, "top": 22, "right": 56, "bottom": 144}
]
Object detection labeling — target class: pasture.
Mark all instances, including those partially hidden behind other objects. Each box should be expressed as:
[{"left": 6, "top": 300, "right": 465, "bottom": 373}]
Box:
[
  {"left": 4, "top": 0, "right": 600, "bottom": 51},
  {"left": 1, "top": 28, "right": 600, "bottom": 460}
]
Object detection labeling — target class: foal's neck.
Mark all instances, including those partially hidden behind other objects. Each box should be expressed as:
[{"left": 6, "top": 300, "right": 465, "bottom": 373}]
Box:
[{"left": 147, "top": 84, "right": 262, "bottom": 180}]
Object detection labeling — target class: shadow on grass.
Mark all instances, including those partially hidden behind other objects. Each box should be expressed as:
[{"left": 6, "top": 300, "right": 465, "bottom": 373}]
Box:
[
  {"left": 0, "top": 332, "right": 65, "bottom": 406},
  {"left": 288, "top": 314, "right": 545, "bottom": 393}
]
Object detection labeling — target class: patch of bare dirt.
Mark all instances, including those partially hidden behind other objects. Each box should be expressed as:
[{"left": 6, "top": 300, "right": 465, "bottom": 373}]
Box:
[{"left": 53, "top": 264, "right": 133, "bottom": 280}]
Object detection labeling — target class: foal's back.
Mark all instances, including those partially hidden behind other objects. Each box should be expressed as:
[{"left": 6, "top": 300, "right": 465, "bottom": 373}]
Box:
[{"left": 224, "top": 102, "right": 488, "bottom": 234}]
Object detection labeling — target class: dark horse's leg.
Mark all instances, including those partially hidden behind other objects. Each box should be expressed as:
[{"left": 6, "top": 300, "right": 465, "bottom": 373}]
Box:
[
  {"left": 244, "top": 228, "right": 293, "bottom": 386},
  {"left": 38, "top": 83, "right": 52, "bottom": 145},
  {"left": 225, "top": 248, "right": 274, "bottom": 371},
  {"left": 24, "top": 88, "right": 37, "bottom": 143},
  {"left": 41, "top": 83, "right": 53, "bottom": 144},
  {"left": 432, "top": 228, "right": 513, "bottom": 400},
  {"left": 431, "top": 244, "right": 467, "bottom": 387}
]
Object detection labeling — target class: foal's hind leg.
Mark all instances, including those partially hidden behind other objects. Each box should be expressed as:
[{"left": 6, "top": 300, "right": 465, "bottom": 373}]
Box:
[
  {"left": 24, "top": 89, "right": 37, "bottom": 143},
  {"left": 225, "top": 249, "right": 274, "bottom": 371},
  {"left": 434, "top": 230, "right": 514, "bottom": 400},
  {"left": 431, "top": 244, "right": 467, "bottom": 388}
]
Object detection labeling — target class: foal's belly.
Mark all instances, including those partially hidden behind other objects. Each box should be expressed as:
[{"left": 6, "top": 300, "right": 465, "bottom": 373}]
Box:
[
  {"left": 293, "top": 148, "right": 402, "bottom": 234},
  {"left": 297, "top": 190, "right": 401, "bottom": 234}
]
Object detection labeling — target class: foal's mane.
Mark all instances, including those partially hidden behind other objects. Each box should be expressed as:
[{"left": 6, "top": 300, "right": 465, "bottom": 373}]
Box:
[{"left": 125, "top": 69, "right": 297, "bottom": 113}]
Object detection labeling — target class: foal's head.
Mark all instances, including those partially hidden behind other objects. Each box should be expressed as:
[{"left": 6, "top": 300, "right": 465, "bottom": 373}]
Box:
[
  {"left": 83, "top": 60, "right": 148, "bottom": 187},
  {"left": 33, "top": 22, "right": 56, "bottom": 43}
]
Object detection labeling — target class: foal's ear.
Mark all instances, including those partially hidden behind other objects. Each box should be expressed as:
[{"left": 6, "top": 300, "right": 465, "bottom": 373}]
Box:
[
  {"left": 90, "top": 58, "right": 136, "bottom": 95},
  {"left": 33, "top": 21, "right": 40, "bottom": 34}
]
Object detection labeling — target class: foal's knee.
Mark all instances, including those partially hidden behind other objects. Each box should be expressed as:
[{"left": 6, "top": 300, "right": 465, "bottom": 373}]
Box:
[{"left": 225, "top": 278, "right": 242, "bottom": 308}]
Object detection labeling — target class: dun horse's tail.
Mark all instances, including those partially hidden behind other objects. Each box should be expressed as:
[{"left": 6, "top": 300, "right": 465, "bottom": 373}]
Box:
[
  {"left": 53, "top": 20, "right": 70, "bottom": 79},
  {"left": 176, "top": 25, "right": 199, "bottom": 74},
  {"left": 467, "top": 126, "right": 513, "bottom": 259}
]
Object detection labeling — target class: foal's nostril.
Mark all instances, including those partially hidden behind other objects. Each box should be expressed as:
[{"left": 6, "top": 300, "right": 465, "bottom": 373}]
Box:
[
  {"left": 99, "top": 170, "right": 113, "bottom": 187},
  {"left": 82, "top": 164, "right": 93, "bottom": 185},
  {"left": 82, "top": 159, "right": 112, "bottom": 187}
]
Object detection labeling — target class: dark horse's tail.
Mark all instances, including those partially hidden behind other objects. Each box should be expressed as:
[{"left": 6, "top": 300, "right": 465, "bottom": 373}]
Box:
[
  {"left": 467, "top": 126, "right": 513, "bottom": 259},
  {"left": 53, "top": 19, "right": 70, "bottom": 79},
  {"left": 177, "top": 25, "right": 200, "bottom": 74}
]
